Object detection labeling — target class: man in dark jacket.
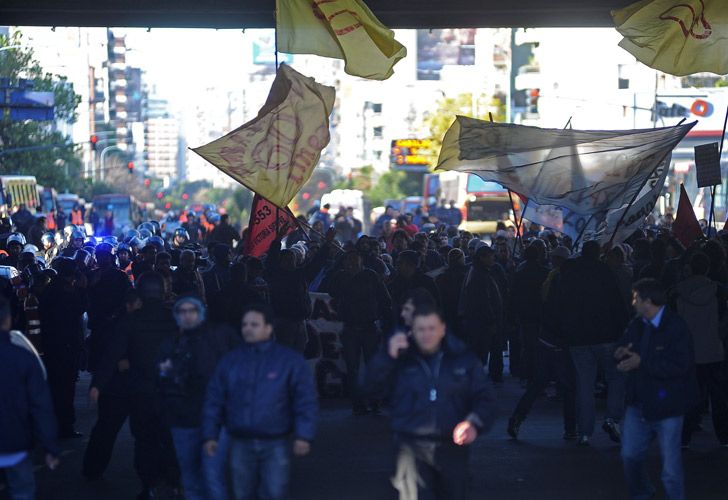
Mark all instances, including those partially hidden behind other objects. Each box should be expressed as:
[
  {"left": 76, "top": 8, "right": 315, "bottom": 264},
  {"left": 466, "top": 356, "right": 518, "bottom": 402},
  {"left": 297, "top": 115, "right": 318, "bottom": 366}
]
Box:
[
  {"left": 435, "top": 248, "right": 467, "bottom": 339},
  {"left": 201, "top": 244, "right": 232, "bottom": 323},
  {"left": 557, "top": 240, "right": 629, "bottom": 446},
  {"left": 388, "top": 250, "right": 441, "bottom": 312},
  {"left": 202, "top": 304, "right": 318, "bottom": 500},
  {"left": 265, "top": 228, "right": 333, "bottom": 352},
  {"left": 329, "top": 250, "right": 393, "bottom": 415},
  {"left": 510, "top": 241, "right": 551, "bottom": 382},
  {"left": 366, "top": 305, "right": 496, "bottom": 500},
  {"left": 90, "top": 272, "right": 180, "bottom": 500},
  {"left": 617, "top": 278, "right": 696, "bottom": 500},
  {"left": 0, "top": 297, "right": 60, "bottom": 499},
  {"left": 39, "top": 256, "right": 87, "bottom": 438},
  {"left": 209, "top": 214, "right": 240, "bottom": 248},
  {"left": 82, "top": 243, "right": 133, "bottom": 480},
  {"left": 461, "top": 245, "right": 504, "bottom": 381},
  {"left": 158, "top": 296, "right": 241, "bottom": 500}
]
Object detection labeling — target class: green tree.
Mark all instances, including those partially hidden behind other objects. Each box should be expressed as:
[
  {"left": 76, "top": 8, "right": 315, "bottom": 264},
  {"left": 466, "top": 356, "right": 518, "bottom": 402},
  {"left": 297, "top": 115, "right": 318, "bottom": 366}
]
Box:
[
  {"left": 0, "top": 31, "right": 84, "bottom": 191},
  {"left": 368, "top": 170, "right": 405, "bottom": 208}
]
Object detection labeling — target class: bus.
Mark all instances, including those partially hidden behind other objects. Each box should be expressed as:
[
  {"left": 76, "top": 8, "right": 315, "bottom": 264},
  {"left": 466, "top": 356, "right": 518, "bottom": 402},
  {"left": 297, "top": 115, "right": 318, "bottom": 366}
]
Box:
[
  {"left": 0, "top": 175, "right": 39, "bottom": 216},
  {"left": 37, "top": 185, "right": 57, "bottom": 215},
  {"left": 92, "top": 193, "right": 143, "bottom": 236},
  {"left": 436, "top": 171, "right": 518, "bottom": 234}
]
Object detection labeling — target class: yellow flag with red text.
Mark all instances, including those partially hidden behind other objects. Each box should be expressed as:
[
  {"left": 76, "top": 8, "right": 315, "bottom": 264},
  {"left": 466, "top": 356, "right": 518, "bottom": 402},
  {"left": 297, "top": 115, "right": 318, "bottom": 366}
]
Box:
[
  {"left": 191, "top": 64, "right": 335, "bottom": 208},
  {"left": 612, "top": 0, "right": 728, "bottom": 76},
  {"left": 276, "top": 0, "right": 407, "bottom": 80}
]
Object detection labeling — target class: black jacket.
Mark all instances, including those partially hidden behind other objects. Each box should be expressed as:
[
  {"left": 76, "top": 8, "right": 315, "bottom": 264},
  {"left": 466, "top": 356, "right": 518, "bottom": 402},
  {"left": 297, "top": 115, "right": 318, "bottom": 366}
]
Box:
[
  {"left": 435, "top": 265, "right": 467, "bottom": 328},
  {"left": 329, "top": 268, "right": 393, "bottom": 328},
  {"left": 366, "top": 335, "right": 496, "bottom": 441},
  {"left": 388, "top": 271, "right": 441, "bottom": 311},
  {"left": 556, "top": 256, "right": 629, "bottom": 347},
  {"left": 460, "top": 264, "right": 502, "bottom": 325},
  {"left": 93, "top": 299, "right": 178, "bottom": 396},
  {"left": 39, "top": 277, "right": 87, "bottom": 358},
  {"left": 266, "top": 240, "right": 329, "bottom": 321},
  {"left": 0, "top": 331, "right": 59, "bottom": 455},
  {"left": 511, "top": 260, "right": 550, "bottom": 325},
  {"left": 158, "top": 323, "right": 241, "bottom": 428},
  {"left": 87, "top": 266, "right": 132, "bottom": 371},
  {"left": 618, "top": 308, "right": 698, "bottom": 421}
]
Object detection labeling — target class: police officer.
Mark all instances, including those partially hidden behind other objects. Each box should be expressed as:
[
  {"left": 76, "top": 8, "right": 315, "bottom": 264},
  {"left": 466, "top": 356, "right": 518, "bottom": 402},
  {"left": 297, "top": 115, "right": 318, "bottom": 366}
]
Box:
[
  {"left": 39, "top": 257, "right": 87, "bottom": 438},
  {"left": 2, "top": 233, "right": 26, "bottom": 268},
  {"left": 366, "top": 305, "right": 496, "bottom": 500},
  {"left": 83, "top": 243, "right": 133, "bottom": 480}
]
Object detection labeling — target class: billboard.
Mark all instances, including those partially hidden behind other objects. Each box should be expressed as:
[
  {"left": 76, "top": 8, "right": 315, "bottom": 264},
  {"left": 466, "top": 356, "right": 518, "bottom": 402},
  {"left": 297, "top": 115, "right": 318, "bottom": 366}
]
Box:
[
  {"left": 390, "top": 138, "right": 435, "bottom": 172},
  {"left": 417, "top": 29, "right": 476, "bottom": 80}
]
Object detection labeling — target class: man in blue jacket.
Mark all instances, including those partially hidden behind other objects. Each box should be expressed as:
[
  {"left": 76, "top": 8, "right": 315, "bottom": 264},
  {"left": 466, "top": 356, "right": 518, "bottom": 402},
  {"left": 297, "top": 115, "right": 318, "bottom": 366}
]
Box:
[
  {"left": 366, "top": 304, "right": 496, "bottom": 500},
  {"left": 616, "top": 278, "right": 696, "bottom": 500},
  {"left": 202, "top": 304, "right": 318, "bottom": 500},
  {"left": 0, "top": 296, "right": 60, "bottom": 499}
]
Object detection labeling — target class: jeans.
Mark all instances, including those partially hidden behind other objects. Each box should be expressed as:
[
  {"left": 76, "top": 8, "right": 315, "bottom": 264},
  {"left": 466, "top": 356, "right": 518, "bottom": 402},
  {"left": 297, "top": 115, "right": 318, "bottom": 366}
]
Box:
[
  {"left": 341, "top": 323, "right": 381, "bottom": 410},
  {"left": 513, "top": 342, "right": 577, "bottom": 433},
  {"left": 682, "top": 362, "right": 728, "bottom": 445},
  {"left": 570, "top": 343, "right": 625, "bottom": 436},
  {"left": 621, "top": 406, "right": 684, "bottom": 500},
  {"left": 392, "top": 438, "right": 470, "bottom": 500},
  {"left": 229, "top": 437, "right": 290, "bottom": 500},
  {"left": 170, "top": 427, "right": 230, "bottom": 500},
  {"left": 2, "top": 455, "right": 35, "bottom": 500}
]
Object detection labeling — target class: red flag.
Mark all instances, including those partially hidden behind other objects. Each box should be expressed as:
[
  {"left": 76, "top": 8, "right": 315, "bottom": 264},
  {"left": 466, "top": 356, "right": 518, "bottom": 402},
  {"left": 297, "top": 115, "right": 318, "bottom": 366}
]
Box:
[
  {"left": 672, "top": 184, "right": 703, "bottom": 248},
  {"left": 243, "top": 195, "right": 296, "bottom": 257}
]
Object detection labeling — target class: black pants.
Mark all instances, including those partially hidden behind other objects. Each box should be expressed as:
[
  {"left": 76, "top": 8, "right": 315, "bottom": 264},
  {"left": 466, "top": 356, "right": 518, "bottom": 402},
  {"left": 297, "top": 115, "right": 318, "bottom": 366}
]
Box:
[
  {"left": 83, "top": 385, "right": 130, "bottom": 478},
  {"left": 512, "top": 341, "right": 577, "bottom": 433},
  {"left": 465, "top": 322, "right": 503, "bottom": 380},
  {"left": 45, "top": 352, "right": 79, "bottom": 434},
  {"left": 392, "top": 438, "right": 470, "bottom": 500},
  {"left": 683, "top": 362, "right": 728, "bottom": 445},
  {"left": 518, "top": 323, "right": 540, "bottom": 382},
  {"left": 341, "top": 323, "right": 381, "bottom": 409},
  {"left": 129, "top": 394, "right": 179, "bottom": 491},
  {"left": 275, "top": 318, "right": 307, "bottom": 353}
]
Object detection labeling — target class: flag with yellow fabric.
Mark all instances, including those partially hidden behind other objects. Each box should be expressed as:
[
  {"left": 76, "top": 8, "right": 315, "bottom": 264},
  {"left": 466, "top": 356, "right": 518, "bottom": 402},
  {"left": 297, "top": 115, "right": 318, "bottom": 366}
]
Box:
[
  {"left": 276, "top": 0, "right": 407, "bottom": 80},
  {"left": 612, "top": 0, "right": 728, "bottom": 76},
  {"left": 191, "top": 63, "right": 335, "bottom": 208}
]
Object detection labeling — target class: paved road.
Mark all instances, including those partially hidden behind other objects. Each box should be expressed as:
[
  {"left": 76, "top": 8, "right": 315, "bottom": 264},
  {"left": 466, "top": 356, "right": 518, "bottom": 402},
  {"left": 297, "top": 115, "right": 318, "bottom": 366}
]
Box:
[{"left": 3, "top": 373, "right": 727, "bottom": 499}]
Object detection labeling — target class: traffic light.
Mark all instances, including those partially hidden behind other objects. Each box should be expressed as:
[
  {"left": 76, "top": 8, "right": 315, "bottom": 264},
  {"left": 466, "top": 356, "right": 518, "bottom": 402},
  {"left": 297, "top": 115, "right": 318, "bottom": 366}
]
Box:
[
  {"left": 182, "top": 193, "right": 189, "bottom": 200},
  {"left": 90, "top": 135, "right": 98, "bottom": 151},
  {"left": 127, "top": 161, "right": 134, "bottom": 174},
  {"left": 528, "top": 89, "right": 540, "bottom": 115}
]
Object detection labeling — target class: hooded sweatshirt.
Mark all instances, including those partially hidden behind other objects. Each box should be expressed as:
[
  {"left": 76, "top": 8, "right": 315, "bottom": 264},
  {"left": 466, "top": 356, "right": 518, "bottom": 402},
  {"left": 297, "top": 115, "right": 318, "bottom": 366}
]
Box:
[{"left": 675, "top": 275, "right": 725, "bottom": 365}]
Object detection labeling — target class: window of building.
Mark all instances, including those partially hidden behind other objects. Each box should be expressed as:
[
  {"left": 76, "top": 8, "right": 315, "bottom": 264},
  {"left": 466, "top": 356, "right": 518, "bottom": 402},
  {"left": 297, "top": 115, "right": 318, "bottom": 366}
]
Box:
[
  {"left": 373, "top": 150, "right": 383, "bottom": 160},
  {"left": 371, "top": 103, "right": 382, "bottom": 113},
  {"left": 373, "top": 126, "right": 383, "bottom": 138}
]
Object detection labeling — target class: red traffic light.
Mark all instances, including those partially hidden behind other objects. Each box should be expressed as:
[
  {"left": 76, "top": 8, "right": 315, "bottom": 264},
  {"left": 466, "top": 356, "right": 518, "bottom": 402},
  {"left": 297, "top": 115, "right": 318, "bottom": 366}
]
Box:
[
  {"left": 156, "top": 191, "right": 164, "bottom": 199},
  {"left": 90, "top": 135, "right": 98, "bottom": 144},
  {"left": 143, "top": 178, "right": 151, "bottom": 187},
  {"left": 165, "top": 202, "right": 172, "bottom": 209},
  {"left": 317, "top": 181, "right": 327, "bottom": 190},
  {"left": 182, "top": 193, "right": 189, "bottom": 200}
]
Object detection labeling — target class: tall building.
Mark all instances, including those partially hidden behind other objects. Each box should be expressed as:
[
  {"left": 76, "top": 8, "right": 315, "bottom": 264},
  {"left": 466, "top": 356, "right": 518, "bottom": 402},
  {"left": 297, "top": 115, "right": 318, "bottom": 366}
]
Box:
[{"left": 145, "top": 96, "right": 181, "bottom": 187}]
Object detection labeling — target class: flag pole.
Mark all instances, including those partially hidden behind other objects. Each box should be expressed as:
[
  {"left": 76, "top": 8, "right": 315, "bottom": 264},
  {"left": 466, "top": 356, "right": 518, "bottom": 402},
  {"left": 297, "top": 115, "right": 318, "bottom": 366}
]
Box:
[
  {"left": 710, "top": 105, "right": 728, "bottom": 233},
  {"left": 273, "top": 3, "right": 281, "bottom": 235}
]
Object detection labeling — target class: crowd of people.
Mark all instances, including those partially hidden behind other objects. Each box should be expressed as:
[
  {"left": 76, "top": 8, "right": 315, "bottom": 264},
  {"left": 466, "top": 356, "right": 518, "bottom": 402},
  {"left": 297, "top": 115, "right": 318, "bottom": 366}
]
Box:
[{"left": 0, "top": 199, "right": 726, "bottom": 500}]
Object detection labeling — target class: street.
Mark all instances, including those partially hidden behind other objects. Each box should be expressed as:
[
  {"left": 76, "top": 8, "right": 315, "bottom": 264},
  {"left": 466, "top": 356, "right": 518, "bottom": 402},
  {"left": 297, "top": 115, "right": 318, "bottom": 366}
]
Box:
[{"left": 4, "top": 373, "right": 727, "bottom": 500}]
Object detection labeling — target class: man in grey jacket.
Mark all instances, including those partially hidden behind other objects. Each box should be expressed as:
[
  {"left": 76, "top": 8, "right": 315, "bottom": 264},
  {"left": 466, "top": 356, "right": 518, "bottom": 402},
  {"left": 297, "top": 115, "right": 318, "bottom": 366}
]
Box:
[{"left": 674, "top": 252, "right": 728, "bottom": 447}]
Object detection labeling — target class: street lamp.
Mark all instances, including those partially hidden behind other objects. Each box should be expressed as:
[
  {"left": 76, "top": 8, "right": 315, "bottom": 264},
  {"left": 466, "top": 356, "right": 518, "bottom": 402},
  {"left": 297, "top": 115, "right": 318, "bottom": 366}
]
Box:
[{"left": 99, "top": 145, "right": 122, "bottom": 181}]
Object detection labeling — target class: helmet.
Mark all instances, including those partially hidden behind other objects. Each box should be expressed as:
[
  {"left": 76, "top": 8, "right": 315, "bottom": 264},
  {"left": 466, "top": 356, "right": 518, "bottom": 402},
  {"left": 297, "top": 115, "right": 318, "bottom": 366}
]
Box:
[
  {"left": 41, "top": 232, "right": 55, "bottom": 246},
  {"left": 173, "top": 227, "right": 190, "bottom": 240},
  {"left": 22, "top": 244, "right": 39, "bottom": 255},
  {"left": 42, "top": 268, "right": 57, "bottom": 279},
  {"left": 147, "top": 236, "right": 165, "bottom": 249},
  {"left": 138, "top": 228, "right": 152, "bottom": 240},
  {"left": 125, "top": 229, "right": 141, "bottom": 242},
  {"left": 149, "top": 221, "right": 161, "bottom": 236},
  {"left": 102, "top": 236, "right": 118, "bottom": 246},
  {"left": 117, "top": 242, "right": 132, "bottom": 254},
  {"left": 95, "top": 242, "right": 115, "bottom": 255},
  {"left": 127, "top": 237, "right": 142, "bottom": 249},
  {"left": 70, "top": 228, "right": 85, "bottom": 240},
  {"left": 7, "top": 233, "right": 26, "bottom": 246},
  {"left": 137, "top": 222, "right": 155, "bottom": 234}
]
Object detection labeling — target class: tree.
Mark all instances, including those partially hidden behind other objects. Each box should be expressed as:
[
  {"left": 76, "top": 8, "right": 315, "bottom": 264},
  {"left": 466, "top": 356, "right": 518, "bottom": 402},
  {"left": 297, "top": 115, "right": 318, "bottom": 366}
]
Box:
[
  {"left": 0, "top": 31, "right": 83, "bottom": 191},
  {"left": 423, "top": 92, "right": 505, "bottom": 159}
]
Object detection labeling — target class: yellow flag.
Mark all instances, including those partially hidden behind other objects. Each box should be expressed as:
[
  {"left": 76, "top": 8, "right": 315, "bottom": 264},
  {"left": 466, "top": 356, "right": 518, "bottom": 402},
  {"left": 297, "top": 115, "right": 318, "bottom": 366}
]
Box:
[
  {"left": 192, "top": 64, "right": 335, "bottom": 208},
  {"left": 276, "top": 0, "right": 407, "bottom": 80},
  {"left": 613, "top": 0, "right": 728, "bottom": 76}
]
